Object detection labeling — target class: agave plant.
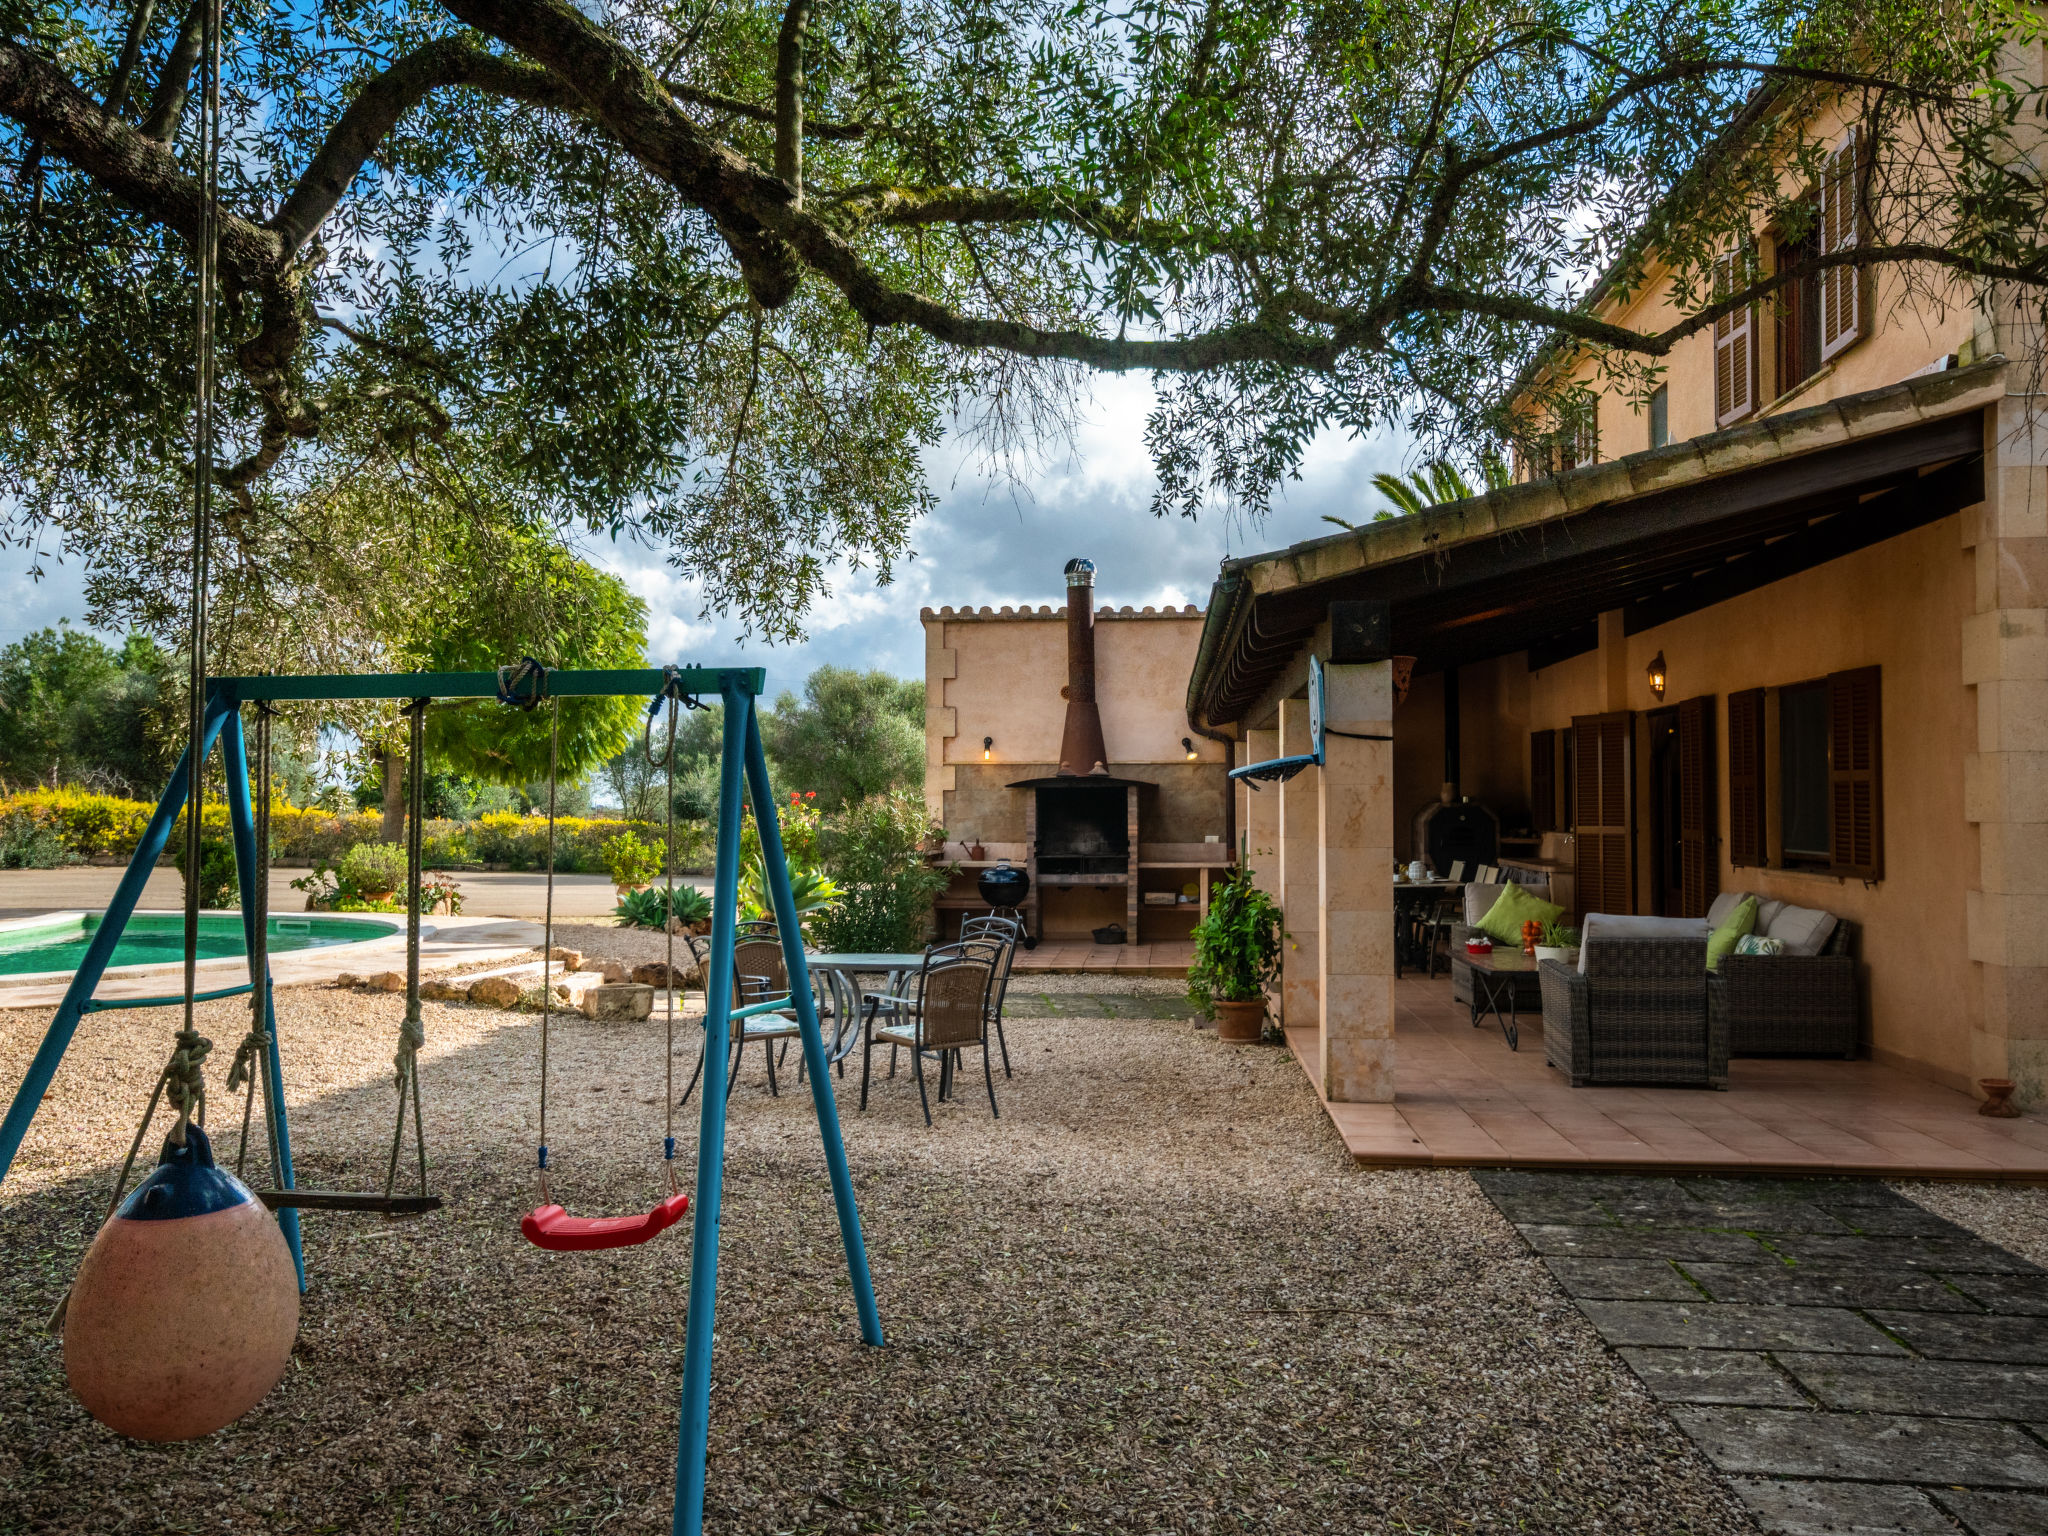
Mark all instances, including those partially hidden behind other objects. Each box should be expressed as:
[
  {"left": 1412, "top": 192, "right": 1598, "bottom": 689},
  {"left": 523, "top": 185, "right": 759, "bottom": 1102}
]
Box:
[
  {"left": 739, "top": 856, "right": 843, "bottom": 923},
  {"left": 614, "top": 883, "right": 714, "bottom": 932}
]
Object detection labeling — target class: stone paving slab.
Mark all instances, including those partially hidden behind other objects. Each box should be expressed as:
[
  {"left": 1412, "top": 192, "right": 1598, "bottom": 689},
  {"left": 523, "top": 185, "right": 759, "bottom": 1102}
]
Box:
[
  {"left": 1576, "top": 1299, "right": 1906, "bottom": 1354},
  {"left": 1480, "top": 1170, "right": 2048, "bottom": 1533},
  {"left": 1727, "top": 1477, "right": 1955, "bottom": 1535},
  {"left": 1775, "top": 1353, "right": 2048, "bottom": 1419},
  {"left": 1936, "top": 1487, "right": 2048, "bottom": 1534},
  {"left": 1867, "top": 1309, "right": 2048, "bottom": 1363},
  {"left": 1617, "top": 1348, "right": 1808, "bottom": 1407},
  {"left": 1515, "top": 1222, "right": 1774, "bottom": 1262},
  {"left": 1947, "top": 1272, "right": 2048, "bottom": 1315},
  {"left": 1682, "top": 1261, "right": 1976, "bottom": 1312},
  {"left": 1765, "top": 1232, "right": 2043, "bottom": 1273},
  {"left": 1669, "top": 1405, "right": 2048, "bottom": 1486},
  {"left": 1541, "top": 1256, "right": 1699, "bottom": 1301}
]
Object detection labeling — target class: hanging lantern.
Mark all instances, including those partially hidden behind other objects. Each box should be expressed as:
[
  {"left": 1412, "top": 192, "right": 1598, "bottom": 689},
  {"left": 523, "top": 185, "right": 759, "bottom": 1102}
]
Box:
[{"left": 64, "top": 1125, "right": 299, "bottom": 1441}]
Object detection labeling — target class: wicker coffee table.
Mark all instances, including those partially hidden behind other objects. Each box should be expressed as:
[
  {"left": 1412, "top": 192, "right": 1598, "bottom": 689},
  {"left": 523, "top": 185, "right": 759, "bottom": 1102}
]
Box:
[{"left": 1462, "top": 948, "right": 1538, "bottom": 1050}]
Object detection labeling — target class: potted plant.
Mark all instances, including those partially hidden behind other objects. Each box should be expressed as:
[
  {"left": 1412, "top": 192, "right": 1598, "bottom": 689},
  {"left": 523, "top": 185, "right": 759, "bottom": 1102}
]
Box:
[
  {"left": 1534, "top": 919, "right": 1581, "bottom": 966},
  {"left": 601, "top": 829, "right": 664, "bottom": 898},
  {"left": 1186, "top": 866, "right": 1284, "bottom": 1044},
  {"left": 924, "top": 825, "right": 948, "bottom": 862},
  {"left": 337, "top": 842, "right": 407, "bottom": 905}
]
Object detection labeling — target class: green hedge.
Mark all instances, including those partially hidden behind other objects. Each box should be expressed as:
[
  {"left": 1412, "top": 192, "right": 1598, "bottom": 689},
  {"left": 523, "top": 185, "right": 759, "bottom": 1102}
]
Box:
[{"left": 0, "top": 790, "right": 714, "bottom": 875}]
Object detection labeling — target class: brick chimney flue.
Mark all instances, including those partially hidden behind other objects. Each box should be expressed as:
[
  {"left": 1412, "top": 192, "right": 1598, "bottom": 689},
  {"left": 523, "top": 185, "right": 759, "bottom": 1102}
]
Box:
[{"left": 1057, "top": 557, "right": 1110, "bottom": 776}]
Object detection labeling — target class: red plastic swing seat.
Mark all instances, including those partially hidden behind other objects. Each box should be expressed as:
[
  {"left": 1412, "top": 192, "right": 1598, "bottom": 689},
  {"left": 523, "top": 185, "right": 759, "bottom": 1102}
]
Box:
[{"left": 520, "top": 1191, "right": 691, "bottom": 1252}]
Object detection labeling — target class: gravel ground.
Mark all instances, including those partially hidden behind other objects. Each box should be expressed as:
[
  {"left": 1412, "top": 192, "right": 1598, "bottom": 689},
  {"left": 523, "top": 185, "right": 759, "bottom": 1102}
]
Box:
[
  {"left": 1891, "top": 1178, "right": 2048, "bottom": 1267},
  {"left": 0, "top": 979, "right": 1762, "bottom": 1535}
]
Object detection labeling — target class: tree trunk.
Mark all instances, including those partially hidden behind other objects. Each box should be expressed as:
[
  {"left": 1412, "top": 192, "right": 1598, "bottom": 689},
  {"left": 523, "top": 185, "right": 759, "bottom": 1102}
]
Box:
[{"left": 382, "top": 747, "right": 405, "bottom": 843}]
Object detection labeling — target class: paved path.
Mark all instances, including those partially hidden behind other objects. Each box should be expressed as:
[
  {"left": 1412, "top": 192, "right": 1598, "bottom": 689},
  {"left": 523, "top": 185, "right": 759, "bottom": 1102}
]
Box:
[
  {"left": 0, "top": 867, "right": 708, "bottom": 920},
  {"left": 1477, "top": 1170, "right": 2048, "bottom": 1534}
]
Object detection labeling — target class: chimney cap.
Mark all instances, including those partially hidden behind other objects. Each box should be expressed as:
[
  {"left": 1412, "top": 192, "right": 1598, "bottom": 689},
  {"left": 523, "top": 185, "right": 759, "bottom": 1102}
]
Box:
[{"left": 1063, "top": 557, "right": 1097, "bottom": 585}]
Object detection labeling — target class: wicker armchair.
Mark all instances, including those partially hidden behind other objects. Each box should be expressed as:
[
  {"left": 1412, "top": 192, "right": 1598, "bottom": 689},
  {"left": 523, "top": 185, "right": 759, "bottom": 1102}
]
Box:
[
  {"left": 1539, "top": 931, "right": 1726, "bottom": 1088},
  {"left": 680, "top": 930, "right": 805, "bottom": 1103},
  {"left": 1711, "top": 919, "right": 1860, "bottom": 1057}
]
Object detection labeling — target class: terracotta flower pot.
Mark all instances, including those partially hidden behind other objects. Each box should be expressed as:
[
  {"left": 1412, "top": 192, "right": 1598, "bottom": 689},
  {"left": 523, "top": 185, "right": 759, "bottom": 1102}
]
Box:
[
  {"left": 1213, "top": 997, "right": 1267, "bottom": 1044},
  {"left": 1979, "top": 1078, "right": 2023, "bottom": 1118}
]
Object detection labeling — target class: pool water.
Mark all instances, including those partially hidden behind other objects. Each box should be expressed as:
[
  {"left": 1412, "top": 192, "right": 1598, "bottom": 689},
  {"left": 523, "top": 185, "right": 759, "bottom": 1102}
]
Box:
[{"left": 0, "top": 913, "right": 400, "bottom": 976}]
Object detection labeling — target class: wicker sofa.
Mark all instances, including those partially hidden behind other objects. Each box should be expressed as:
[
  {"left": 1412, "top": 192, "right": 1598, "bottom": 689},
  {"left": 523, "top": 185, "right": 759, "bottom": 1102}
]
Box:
[
  {"left": 1538, "top": 916, "right": 1727, "bottom": 1088},
  {"left": 1448, "top": 877, "right": 1555, "bottom": 1009},
  {"left": 1709, "top": 908, "right": 1861, "bottom": 1058}
]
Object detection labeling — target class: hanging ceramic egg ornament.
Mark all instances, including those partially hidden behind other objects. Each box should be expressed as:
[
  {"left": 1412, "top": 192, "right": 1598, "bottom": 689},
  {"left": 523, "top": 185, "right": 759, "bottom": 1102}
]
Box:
[{"left": 64, "top": 1125, "right": 300, "bottom": 1441}]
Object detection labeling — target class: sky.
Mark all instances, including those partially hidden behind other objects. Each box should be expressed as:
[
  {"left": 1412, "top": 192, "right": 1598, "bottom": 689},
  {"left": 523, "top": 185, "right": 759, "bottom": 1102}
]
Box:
[{"left": 0, "top": 371, "right": 1411, "bottom": 689}]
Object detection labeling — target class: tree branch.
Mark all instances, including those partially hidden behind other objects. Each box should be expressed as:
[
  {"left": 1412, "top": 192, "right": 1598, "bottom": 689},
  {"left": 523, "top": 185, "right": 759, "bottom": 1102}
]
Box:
[
  {"left": 101, "top": 0, "right": 160, "bottom": 119},
  {"left": 138, "top": 0, "right": 205, "bottom": 141},
  {"left": 773, "top": 0, "right": 811, "bottom": 197},
  {"left": 662, "top": 79, "right": 871, "bottom": 138},
  {"left": 270, "top": 37, "right": 579, "bottom": 250}
]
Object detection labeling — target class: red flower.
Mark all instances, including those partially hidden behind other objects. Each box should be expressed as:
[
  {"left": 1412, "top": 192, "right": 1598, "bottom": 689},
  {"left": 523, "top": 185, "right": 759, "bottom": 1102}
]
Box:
[{"left": 805, "top": 791, "right": 816, "bottom": 800}]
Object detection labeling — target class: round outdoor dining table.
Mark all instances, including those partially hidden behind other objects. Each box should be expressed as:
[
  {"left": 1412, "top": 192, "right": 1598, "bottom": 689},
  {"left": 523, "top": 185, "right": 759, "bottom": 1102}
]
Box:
[{"left": 803, "top": 952, "right": 927, "bottom": 1062}]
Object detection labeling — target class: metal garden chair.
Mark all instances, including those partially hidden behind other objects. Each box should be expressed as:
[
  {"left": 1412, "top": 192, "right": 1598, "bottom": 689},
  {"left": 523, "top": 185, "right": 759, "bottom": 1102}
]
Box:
[{"left": 859, "top": 944, "right": 999, "bottom": 1126}]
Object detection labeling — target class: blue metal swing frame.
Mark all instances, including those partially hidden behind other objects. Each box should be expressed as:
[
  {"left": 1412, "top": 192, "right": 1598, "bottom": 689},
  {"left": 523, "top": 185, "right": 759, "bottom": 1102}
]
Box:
[{"left": 0, "top": 665, "right": 883, "bottom": 1536}]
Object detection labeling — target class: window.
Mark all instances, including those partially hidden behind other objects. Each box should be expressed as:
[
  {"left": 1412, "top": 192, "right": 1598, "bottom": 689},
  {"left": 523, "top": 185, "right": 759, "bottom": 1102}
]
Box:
[
  {"left": 1649, "top": 385, "right": 1669, "bottom": 449},
  {"left": 1713, "top": 245, "right": 1758, "bottom": 425},
  {"left": 1779, "top": 681, "right": 1830, "bottom": 864},
  {"left": 1727, "top": 668, "right": 1883, "bottom": 879},
  {"left": 1773, "top": 226, "right": 1823, "bottom": 397},
  {"left": 1819, "top": 128, "right": 1865, "bottom": 360}
]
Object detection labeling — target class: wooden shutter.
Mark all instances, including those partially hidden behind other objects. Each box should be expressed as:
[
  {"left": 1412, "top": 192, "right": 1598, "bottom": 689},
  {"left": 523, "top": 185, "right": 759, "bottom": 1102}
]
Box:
[
  {"left": 1727, "top": 688, "right": 1766, "bottom": 868},
  {"left": 1572, "top": 712, "right": 1634, "bottom": 915},
  {"left": 1819, "top": 128, "right": 1863, "bottom": 361},
  {"left": 1676, "top": 695, "right": 1718, "bottom": 918},
  {"left": 1531, "top": 729, "right": 1558, "bottom": 834},
  {"left": 1714, "top": 248, "right": 1756, "bottom": 425},
  {"left": 1827, "top": 666, "right": 1883, "bottom": 879}
]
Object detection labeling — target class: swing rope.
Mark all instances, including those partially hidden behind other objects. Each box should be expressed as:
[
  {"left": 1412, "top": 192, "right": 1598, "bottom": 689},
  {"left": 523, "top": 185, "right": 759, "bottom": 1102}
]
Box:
[
  {"left": 537, "top": 689, "right": 558, "bottom": 1205},
  {"left": 643, "top": 665, "right": 690, "bottom": 1194},
  {"left": 229, "top": 702, "right": 282, "bottom": 1185},
  {"left": 382, "top": 698, "right": 432, "bottom": 1200}
]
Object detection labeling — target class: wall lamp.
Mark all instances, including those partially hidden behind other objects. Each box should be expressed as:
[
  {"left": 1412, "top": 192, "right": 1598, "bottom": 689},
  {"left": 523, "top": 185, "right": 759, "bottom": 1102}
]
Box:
[
  {"left": 1182, "top": 737, "right": 1199, "bottom": 761},
  {"left": 1646, "top": 651, "right": 1667, "bottom": 700},
  {"left": 982, "top": 736, "right": 993, "bottom": 761}
]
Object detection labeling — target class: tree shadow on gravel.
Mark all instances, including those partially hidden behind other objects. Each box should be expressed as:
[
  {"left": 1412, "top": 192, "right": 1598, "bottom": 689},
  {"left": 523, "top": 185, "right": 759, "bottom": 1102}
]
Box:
[{"left": 0, "top": 992, "right": 1763, "bottom": 1535}]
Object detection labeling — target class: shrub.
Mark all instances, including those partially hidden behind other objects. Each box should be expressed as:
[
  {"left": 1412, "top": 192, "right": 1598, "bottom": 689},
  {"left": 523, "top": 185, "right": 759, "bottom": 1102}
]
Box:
[
  {"left": 1186, "top": 867, "right": 1283, "bottom": 1017},
  {"left": 810, "top": 792, "right": 949, "bottom": 954},
  {"left": 0, "top": 813, "right": 80, "bottom": 869},
  {"left": 338, "top": 842, "right": 408, "bottom": 895},
  {"left": 739, "top": 857, "right": 842, "bottom": 926},
  {"left": 601, "top": 829, "right": 664, "bottom": 888},
  {"left": 171, "top": 838, "right": 239, "bottom": 909}
]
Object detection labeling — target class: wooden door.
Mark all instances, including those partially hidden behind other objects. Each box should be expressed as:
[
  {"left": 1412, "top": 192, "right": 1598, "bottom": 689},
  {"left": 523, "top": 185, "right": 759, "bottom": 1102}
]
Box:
[
  {"left": 1676, "top": 695, "right": 1718, "bottom": 918},
  {"left": 1572, "top": 711, "right": 1634, "bottom": 916}
]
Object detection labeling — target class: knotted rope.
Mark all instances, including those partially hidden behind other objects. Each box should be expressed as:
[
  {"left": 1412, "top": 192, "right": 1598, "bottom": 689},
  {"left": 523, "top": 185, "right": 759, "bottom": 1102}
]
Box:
[{"left": 165, "top": 1027, "right": 212, "bottom": 1143}]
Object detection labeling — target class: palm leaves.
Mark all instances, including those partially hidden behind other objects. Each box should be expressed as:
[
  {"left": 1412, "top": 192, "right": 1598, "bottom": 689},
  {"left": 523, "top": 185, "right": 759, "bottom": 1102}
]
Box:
[{"left": 1321, "top": 453, "right": 1513, "bottom": 531}]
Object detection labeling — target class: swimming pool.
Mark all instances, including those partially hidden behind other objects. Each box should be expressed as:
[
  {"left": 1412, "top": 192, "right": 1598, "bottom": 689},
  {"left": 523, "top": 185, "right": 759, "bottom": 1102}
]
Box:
[{"left": 0, "top": 912, "right": 401, "bottom": 978}]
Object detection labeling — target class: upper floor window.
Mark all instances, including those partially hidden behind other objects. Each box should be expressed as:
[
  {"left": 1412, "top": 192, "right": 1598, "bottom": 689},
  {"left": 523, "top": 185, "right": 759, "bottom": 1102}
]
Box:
[
  {"left": 1648, "top": 385, "right": 1670, "bottom": 449},
  {"left": 1774, "top": 226, "right": 1823, "bottom": 397},
  {"left": 1818, "top": 127, "right": 1866, "bottom": 361},
  {"left": 1713, "top": 244, "right": 1758, "bottom": 426}
]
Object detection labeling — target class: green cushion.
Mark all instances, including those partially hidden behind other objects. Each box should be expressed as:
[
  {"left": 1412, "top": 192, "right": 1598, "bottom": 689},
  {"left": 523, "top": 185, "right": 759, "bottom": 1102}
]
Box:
[
  {"left": 1474, "top": 881, "right": 1565, "bottom": 947},
  {"left": 1707, "top": 895, "right": 1759, "bottom": 971}
]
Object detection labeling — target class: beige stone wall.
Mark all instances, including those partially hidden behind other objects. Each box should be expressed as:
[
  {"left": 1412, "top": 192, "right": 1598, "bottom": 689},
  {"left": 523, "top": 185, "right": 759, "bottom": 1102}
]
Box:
[
  {"left": 1480, "top": 515, "right": 1978, "bottom": 1089},
  {"left": 921, "top": 599, "right": 1234, "bottom": 857}
]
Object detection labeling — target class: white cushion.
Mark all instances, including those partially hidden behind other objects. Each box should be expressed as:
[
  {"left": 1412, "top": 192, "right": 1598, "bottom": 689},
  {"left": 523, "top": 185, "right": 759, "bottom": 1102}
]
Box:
[
  {"left": 1463, "top": 879, "right": 1549, "bottom": 925},
  {"left": 1761, "top": 903, "right": 1837, "bottom": 956},
  {"left": 1706, "top": 891, "right": 1751, "bottom": 929},
  {"left": 1577, "top": 913, "right": 1711, "bottom": 972},
  {"left": 1754, "top": 897, "right": 1787, "bottom": 935}
]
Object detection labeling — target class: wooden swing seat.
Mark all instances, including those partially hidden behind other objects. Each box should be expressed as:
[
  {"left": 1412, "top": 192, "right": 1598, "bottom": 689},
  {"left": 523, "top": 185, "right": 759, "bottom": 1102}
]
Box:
[
  {"left": 521, "top": 1191, "right": 690, "bottom": 1251},
  {"left": 257, "top": 1189, "right": 444, "bottom": 1217}
]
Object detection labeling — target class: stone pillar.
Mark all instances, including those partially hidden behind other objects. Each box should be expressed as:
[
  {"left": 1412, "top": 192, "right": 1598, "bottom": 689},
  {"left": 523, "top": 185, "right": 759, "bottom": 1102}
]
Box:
[
  {"left": 1964, "top": 393, "right": 2048, "bottom": 1104},
  {"left": 1318, "top": 661, "right": 1395, "bottom": 1101},
  {"left": 1278, "top": 700, "right": 1320, "bottom": 1028},
  {"left": 1244, "top": 727, "right": 1280, "bottom": 897}
]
